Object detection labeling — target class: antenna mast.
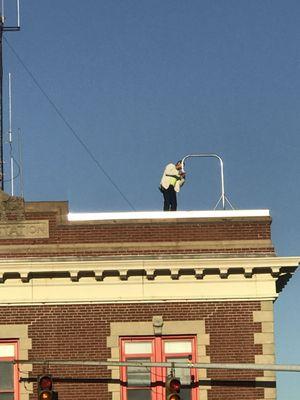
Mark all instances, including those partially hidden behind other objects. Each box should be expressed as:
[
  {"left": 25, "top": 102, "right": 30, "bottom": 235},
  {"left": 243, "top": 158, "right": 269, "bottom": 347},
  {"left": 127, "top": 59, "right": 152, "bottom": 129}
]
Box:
[
  {"left": 8, "top": 72, "right": 13, "bottom": 195},
  {"left": 0, "top": 0, "right": 20, "bottom": 191}
]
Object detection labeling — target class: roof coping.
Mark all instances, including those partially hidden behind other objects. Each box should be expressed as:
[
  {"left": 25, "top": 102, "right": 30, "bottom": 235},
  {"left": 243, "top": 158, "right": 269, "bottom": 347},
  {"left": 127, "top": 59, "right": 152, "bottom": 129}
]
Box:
[{"left": 68, "top": 209, "right": 270, "bottom": 222}]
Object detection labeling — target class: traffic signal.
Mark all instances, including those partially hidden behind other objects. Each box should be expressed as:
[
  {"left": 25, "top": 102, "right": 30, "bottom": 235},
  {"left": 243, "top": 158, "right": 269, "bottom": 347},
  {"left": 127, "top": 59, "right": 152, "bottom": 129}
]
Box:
[
  {"left": 37, "top": 375, "right": 58, "bottom": 400},
  {"left": 166, "top": 375, "right": 181, "bottom": 400}
]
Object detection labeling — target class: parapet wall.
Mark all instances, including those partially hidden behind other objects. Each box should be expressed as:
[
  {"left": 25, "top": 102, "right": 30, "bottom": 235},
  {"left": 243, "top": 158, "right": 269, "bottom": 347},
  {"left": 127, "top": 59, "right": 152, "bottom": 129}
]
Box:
[{"left": 0, "top": 200, "right": 275, "bottom": 258}]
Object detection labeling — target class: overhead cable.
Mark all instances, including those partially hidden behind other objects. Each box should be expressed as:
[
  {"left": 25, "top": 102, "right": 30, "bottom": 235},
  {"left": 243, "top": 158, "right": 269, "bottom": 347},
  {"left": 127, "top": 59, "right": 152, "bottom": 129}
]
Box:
[{"left": 4, "top": 37, "right": 136, "bottom": 211}]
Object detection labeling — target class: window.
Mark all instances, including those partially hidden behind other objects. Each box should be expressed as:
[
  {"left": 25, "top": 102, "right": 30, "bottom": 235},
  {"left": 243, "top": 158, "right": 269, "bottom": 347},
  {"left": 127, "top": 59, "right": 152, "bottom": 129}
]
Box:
[
  {"left": 120, "top": 336, "right": 197, "bottom": 400},
  {"left": 0, "top": 341, "right": 19, "bottom": 400}
]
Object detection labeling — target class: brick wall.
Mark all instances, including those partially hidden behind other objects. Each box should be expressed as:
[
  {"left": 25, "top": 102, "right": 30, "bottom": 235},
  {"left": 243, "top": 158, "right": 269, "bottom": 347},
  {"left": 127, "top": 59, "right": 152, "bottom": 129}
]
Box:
[
  {"left": 24, "top": 213, "right": 273, "bottom": 243},
  {"left": 0, "top": 201, "right": 278, "bottom": 400},
  {"left": 0, "top": 301, "right": 265, "bottom": 400},
  {"left": 0, "top": 203, "right": 275, "bottom": 257}
]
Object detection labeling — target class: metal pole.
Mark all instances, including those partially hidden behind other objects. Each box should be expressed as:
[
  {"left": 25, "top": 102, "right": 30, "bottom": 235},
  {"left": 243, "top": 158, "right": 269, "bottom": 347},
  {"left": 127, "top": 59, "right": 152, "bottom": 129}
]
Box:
[
  {"left": 181, "top": 154, "right": 226, "bottom": 210},
  {"left": 16, "top": 0, "right": 20, "bottom": 28},
  {"left": 0, "top": 3, "right": 21, "bottom": 192},
  {"left": 0, "top": 16, "right": 3, "bottom": 190},
  {"left": 14, "top": 359, "right": 300, "bottom": 373},
  {"left": 8, "top": 72, "right": 13, "bottom": 195},
  {"left": 18, "top": 128, "right": 23, "bottom": 197}
]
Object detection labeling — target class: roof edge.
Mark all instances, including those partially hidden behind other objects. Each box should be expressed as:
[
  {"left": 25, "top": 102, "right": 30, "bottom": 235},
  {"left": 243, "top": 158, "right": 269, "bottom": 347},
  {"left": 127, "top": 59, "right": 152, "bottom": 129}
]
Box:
[{"left": 68, "top": 209, "right": 270, "bottom": 222}]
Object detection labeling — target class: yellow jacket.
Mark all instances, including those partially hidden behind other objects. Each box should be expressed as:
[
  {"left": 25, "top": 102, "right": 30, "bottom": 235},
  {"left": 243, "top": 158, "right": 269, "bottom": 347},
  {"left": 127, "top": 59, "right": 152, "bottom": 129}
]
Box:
[{"left": 160, "top": 163, "right": 185, "bottom": 193}]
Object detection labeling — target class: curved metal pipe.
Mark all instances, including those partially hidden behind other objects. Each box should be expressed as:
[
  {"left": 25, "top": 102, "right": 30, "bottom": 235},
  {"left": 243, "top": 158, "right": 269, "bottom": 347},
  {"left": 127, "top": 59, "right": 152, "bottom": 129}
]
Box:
[{"left": 181, "top": 154, "right": 226, "bottom": 209}]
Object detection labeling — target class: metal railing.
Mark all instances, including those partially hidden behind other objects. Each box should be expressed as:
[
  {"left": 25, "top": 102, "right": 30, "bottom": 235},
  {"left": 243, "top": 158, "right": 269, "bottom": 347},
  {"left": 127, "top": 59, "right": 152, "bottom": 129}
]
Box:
[{"left": 181, "top": 154, "right": 234, "bottom": 210}]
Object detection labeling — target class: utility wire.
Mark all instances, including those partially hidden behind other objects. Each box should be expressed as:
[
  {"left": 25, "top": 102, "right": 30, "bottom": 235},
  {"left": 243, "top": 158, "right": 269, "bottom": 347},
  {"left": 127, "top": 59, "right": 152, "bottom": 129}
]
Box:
[{"left": 4, "top": 37, "right": 136, "bottom": 211}]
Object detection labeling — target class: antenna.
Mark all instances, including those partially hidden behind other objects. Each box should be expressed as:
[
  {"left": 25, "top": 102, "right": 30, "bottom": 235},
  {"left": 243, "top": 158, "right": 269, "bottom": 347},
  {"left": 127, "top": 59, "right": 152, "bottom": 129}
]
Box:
[
  {"left": 17, "top": 0, "right": 20, "bottom": 28},
  {"left": 8, "top": 71, "right": 13, "bottom": 195},
  {"left": 0, "top": 0, "right": 20, "bottom": 191},
  {"left": 17, "top": 128, "right": 23, "bottom": 197},
  {"left": 5, "top": 73, "right": 23, "bottom": 197}
]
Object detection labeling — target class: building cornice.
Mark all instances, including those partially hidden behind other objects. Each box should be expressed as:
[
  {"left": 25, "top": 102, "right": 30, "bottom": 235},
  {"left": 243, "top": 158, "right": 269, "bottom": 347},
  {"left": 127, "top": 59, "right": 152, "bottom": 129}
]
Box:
[
  {"left": 0, "top": 255, "right": 297, "bottom": 286},
  {"left": 0, "top": 256, "right": 297, "bottom": 305}
]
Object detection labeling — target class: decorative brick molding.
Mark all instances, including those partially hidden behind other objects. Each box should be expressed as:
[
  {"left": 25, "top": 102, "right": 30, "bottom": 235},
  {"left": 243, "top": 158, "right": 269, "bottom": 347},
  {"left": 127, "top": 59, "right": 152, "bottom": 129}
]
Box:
[
  {"left": 0, "top": 239, "right": 274, "bottom": 257},
  {"left": 0, "top": 256, "right": 297, "bottom": 305},
  {"left": 107, "top": 319, "right": 210, "bottom": 400},
  {"left": 0, "top": 324, "right": 32, "bottom": 400}
]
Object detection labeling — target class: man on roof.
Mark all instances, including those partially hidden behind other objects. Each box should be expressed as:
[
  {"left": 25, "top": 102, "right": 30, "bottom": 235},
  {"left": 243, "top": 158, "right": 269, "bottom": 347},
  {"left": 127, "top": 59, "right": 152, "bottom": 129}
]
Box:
[{"left": 160, "top": 160, "right": 186, "bottom": 211}]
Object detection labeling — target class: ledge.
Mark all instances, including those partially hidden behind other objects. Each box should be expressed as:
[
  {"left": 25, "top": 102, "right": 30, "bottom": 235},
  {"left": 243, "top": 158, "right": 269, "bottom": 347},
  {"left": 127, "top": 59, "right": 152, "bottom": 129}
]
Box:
[
  {"left": 0, "top": 256, "right": 297, "bottom": 304},
  {"left": 68, "top": 209, "right": 270, "bottom": 222},
  {"left": 0, "top": 256, "right": 297, "bottom": 292}
]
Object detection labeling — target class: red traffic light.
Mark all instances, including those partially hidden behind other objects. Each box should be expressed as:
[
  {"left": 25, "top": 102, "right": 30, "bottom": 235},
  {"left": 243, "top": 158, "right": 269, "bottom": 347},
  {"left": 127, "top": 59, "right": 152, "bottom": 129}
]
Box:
[
  {"left": 169, "top": 378, "right": 181, "bottom": 392},
  {"left": 166, "top": 376, "right": 181, "bottom": 400},
  {"left": 39, "top": 375, "right": 53, "bottom": 390},
  {"left": 38, "top": 375, "right": 55, "bottom": 400}
]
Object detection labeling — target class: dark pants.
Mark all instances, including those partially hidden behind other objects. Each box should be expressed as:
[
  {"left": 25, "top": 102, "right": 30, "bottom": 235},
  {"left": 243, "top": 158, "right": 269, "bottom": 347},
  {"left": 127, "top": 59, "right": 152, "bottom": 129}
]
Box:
[{"left": 162, "top": 185, "right": 177, "bottom": 211}]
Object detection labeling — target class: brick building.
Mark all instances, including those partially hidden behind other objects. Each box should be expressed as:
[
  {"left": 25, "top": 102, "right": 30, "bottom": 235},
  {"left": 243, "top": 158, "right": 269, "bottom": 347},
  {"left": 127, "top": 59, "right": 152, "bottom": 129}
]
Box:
[{"left": 0, "top": 192, "right": 298, "bottom": 400}]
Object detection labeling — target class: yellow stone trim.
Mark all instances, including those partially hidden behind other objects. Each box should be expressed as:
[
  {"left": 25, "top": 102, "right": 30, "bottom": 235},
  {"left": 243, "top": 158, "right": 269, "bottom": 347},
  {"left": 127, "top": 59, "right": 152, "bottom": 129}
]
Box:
[
  {"left": 260, "top": 301, "right": 274, "bottom": 311},
  {"left": 0, "top": 256, "right": 296, "bottom": 305},
  {"left": 255, "top": 355, "right": 275, "bottom": 364},
  {"left": 261, "top": 322, "right": 274, "bottom": 333},
  {"left": 262, "top": 370, "right": 276, "bottom": 379},
  {"left": 253, "top": 301, "right": 276, "bottom": 400},
  {"left": 262, "top": 343, "right": 275, "bottom": 354},
  {"left": 253, "top": 311, "right": 274, "bottom": 322},
  {"left": 0, "top": 220, "right": 49, "bottom": 239},
  {"left": 0, "top": 255, "right": 296, "bottom": 272},
  {"left": 264, "top": 388, "right": 276, "bottom": 399},
  {"left": 254, "top": 333, "right": 274, "bottom": 344},
  {"left": 0, "top": 324, "right": 32, "bottom": 400},
  {"left": 199, "top": 388, "right": 208, "bottom": 400},
  {"left": 0, "top": 239, "right": 273, "bottom": 255}
]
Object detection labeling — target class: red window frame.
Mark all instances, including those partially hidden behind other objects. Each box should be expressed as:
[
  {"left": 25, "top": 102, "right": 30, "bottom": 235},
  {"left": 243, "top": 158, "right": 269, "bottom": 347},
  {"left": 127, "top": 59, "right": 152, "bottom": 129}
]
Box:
[
  {"left": 0, "top": 340, "right": 19, "bottom": 400},
  {"left": 120, "top": 336, "right": 198, "bottom": 400}
]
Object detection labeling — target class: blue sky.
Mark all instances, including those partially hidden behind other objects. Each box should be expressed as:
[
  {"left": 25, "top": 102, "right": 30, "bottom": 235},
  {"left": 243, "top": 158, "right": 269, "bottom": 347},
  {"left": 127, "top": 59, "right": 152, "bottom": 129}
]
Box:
[{"left": 1, "top": 1, "right": 299, "bottom": 398}]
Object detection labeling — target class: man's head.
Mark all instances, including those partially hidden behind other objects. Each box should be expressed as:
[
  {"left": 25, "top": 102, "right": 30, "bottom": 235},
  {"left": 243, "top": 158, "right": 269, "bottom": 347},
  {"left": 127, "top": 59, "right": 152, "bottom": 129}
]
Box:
[{"left": 175, "top": 160, "right": 182, "bottom": 170}]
